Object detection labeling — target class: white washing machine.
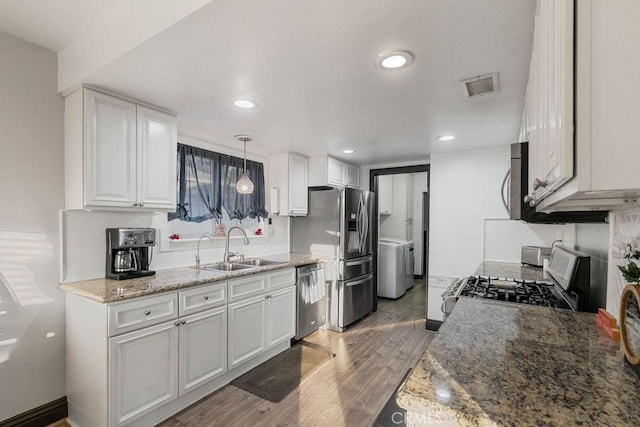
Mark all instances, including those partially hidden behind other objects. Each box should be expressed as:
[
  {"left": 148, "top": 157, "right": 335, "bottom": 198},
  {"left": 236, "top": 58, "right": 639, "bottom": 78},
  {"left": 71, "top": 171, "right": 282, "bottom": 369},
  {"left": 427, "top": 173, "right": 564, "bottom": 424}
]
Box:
[
  {"left": 377, "top": 240, "right": 406, "bottom": 299},
  {"left": 381, "top": 238, "right": 414, "bottom": 290}
]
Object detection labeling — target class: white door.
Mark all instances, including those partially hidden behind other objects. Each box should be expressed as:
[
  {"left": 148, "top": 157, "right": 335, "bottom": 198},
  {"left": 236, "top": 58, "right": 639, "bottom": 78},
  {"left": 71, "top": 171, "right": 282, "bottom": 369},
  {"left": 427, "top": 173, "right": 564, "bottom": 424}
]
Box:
[
  {"left": 136, "top": 106, "right": 177, "bottom": 210},
  {"left": 288, "top": 154, "right": 308, "bottom": 215},
  {"left": 109, "top": 321, "right": 178, "bottom": 426},
  {"left": 228, "top": 295, "right": 266, "bottom": 369},
  {"left": 84, "top": 89, "right": 137, "bottom": 208},
  {"left": 179, "top": 306, "right": 227, "bottom": 395},
  {"left": 327, "top": 157, "right": 345, "bottom": 186},
  {"left": 267, "top": 286, "right": 296, "bottom": 347}
]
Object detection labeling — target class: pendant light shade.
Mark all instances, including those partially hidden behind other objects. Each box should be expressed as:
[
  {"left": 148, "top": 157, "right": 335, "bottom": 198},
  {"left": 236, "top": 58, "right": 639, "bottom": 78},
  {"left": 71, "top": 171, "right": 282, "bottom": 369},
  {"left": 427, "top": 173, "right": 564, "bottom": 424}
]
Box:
[{"left": 235, "top": 135, "right": 254, "bottom": 195}]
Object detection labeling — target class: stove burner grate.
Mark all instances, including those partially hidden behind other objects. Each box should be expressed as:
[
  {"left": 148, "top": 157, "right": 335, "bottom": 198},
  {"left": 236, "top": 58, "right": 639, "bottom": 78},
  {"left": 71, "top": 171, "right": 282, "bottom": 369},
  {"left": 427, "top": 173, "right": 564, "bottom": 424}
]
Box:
[{"left": 458, "top": 276, "right": 571, "bottom": 310}]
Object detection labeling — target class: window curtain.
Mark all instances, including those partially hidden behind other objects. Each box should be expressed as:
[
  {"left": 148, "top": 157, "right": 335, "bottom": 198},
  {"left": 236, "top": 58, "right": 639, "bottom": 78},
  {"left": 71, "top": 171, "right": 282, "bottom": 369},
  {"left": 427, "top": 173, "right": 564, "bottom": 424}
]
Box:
[{"left": 169, "top": 143, "right": 268, "bottom": 222}]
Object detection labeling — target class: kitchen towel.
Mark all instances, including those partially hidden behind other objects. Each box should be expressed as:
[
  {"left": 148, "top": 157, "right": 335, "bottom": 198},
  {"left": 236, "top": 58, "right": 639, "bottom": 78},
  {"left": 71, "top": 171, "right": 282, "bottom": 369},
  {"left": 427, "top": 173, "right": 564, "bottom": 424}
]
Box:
[{"left": 307, "top": 269, "right": 325, "bottom": 304}]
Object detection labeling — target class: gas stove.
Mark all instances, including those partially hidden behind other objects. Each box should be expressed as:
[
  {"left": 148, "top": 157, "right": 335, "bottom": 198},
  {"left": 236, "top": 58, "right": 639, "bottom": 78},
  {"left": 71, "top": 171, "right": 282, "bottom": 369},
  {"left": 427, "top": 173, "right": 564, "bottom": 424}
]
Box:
[
  {"left": 457, "top": 276, "right": 571, "bottom": 309},
  {"left": 441, "top": 274, "right": 580, "bottom": 318}
]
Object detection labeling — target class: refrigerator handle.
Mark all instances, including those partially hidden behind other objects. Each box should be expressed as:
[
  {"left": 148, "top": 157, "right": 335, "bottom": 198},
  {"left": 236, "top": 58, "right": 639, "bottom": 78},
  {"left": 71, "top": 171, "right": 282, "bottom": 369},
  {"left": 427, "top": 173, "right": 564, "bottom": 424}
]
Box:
[
  {"left": 362, "top": 196, "right": 369, "bottom": 253},
  {"left": 356, "top": 195, "right": 363, "bottom": 253},
  {"left": 360, "top": 195, "right": 367, "bottom": 253}
]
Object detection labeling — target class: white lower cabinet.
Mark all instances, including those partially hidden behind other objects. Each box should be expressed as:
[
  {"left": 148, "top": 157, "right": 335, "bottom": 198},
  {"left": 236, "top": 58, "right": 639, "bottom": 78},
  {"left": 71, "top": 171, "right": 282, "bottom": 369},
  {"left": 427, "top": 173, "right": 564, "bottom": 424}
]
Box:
[
  {"left": 109, "top": 322, "right": 179, "bottom": 426},
  {"left": 228, "top": 295, "right": 267, "bottom": 369},
  {"left": 267, "top": 286, "right": 296, "bottom": 347},
  {"left": 228, "top": 285, "right": 296, "bottom": 368},
  {"left": 179, "top": 306, "right": 227, "bottom": 395},
  {"left": 66, "top": 268, "right": 296, "bottom": 427}
]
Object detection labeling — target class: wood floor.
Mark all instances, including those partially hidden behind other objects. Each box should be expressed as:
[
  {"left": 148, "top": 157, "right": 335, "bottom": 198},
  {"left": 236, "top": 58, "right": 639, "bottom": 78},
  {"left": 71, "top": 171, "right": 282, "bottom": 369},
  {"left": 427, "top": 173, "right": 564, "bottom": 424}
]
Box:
[
  {"left": 53, "top": 279, "right": 434, "bottom": 427},
  {"left": 158, "top": 279, "right": 434, "bottom": 427}
]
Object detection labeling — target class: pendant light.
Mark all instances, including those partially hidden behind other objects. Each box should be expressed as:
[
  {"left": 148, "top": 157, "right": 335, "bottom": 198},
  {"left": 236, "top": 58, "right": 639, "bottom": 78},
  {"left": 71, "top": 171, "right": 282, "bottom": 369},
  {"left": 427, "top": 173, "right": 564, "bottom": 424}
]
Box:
[{"left": 235, "top": 135, "right": 254, "bottom": 194}]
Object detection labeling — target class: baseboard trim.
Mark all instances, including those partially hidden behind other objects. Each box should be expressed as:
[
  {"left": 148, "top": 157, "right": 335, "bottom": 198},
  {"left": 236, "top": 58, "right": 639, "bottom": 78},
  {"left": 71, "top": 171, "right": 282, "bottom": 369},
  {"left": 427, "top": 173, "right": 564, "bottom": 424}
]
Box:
[
  {"left": 0, "top": 397, "right": 67, "bottom": 427},
  {"left": 425, "top": 319, "right": 442, "bottom": 331}
]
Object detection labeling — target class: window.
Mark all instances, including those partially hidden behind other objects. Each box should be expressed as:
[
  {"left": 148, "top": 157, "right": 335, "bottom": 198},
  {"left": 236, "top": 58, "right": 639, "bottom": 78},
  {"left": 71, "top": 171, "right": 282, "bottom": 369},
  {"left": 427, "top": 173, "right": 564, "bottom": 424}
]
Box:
[{"left": 167, "top": 143, "right": 268, "bottom": 239}]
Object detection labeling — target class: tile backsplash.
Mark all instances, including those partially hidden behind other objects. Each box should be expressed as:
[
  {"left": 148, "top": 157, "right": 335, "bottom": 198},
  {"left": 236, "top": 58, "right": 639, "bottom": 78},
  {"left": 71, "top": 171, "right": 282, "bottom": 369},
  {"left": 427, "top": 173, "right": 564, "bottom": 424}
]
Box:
[
  {"left": 607, "top": 207, "right": 640, "bottom": 319},
  {"left": 61, "top": 210, "right": 289, "bottom": 283}
]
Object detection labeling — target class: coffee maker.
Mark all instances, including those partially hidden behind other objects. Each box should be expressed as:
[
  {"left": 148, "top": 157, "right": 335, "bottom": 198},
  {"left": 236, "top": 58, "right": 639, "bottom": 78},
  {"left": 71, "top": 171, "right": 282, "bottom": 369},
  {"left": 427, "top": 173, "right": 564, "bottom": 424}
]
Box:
[{"left": 106, "top": 228, "right": 156, "bottom": 280}]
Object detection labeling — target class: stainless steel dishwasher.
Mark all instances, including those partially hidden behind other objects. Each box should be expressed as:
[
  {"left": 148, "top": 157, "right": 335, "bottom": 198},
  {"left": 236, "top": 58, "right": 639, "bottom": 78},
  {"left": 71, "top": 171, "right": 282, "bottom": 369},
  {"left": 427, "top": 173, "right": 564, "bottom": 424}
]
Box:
[{"left": 295, "top": 263, "right": 327, "bottom": 340}]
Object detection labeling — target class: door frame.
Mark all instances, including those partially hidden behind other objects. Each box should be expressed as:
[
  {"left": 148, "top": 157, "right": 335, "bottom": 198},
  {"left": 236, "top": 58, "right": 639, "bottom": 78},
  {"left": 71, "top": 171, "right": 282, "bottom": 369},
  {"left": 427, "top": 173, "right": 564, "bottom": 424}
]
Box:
[{"left": 369, "top": 164, "right": 430, "bottom": 313}]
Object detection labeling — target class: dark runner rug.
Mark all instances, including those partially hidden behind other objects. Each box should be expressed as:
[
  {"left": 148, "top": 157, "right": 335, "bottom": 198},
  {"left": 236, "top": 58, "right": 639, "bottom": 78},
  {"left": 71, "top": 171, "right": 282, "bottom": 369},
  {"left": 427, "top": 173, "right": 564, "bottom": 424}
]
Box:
[
  {"left": 372, "top": 368, "right": 413, "bottom": 427},
  {"left": 231, "top": 341, "right": 334, "bottom": 403}
]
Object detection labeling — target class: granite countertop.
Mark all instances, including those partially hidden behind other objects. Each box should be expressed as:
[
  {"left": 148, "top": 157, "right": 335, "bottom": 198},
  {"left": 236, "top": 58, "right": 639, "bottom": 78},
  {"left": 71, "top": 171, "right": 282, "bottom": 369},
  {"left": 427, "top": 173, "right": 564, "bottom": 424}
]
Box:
[
  {"left": 397, "top": 298, "right": 640, "bottom": 426},
  {"left": 474, "top": 261, "right": 548, "bottom": 282},
  {"left": 60, "top": 253, "right": 325, "bottom": 303}
]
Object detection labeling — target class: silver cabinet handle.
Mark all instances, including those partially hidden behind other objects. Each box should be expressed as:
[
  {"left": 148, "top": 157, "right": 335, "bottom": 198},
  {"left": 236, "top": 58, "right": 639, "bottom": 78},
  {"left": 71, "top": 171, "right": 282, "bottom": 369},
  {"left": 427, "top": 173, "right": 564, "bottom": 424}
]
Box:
[
  {"left": 181, "top": 320, "right": 186, "bottom": 325},
  {"left": 144, "top": 310, "right": 151, "bottom": 316},
  {"left": 346, "top": 256, "right": 372, "bottom": 267},
  {"left": 203, "top": 296, "right": 209, "bottom": 301},
  {"left": 132, "top": 202, "right": 138, "bottom": 207},
  {"left": 345, "top": 274, "right": 373, "bottom": 287},
  {"left": 139, "top": 202, "right": 144, "bottom": 207},
  {"left": 174, "top": 321, "right": 181, "bottom": 326}
]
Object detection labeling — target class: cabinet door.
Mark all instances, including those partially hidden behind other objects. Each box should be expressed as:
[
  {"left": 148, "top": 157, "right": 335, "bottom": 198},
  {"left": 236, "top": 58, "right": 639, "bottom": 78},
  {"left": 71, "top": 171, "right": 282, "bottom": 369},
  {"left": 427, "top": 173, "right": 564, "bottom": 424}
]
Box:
[
  {"left": 267, "top": 286, "right": 296, "bottom": 348},
  {"left": 109, "top": 321, "right": 178, "bottom": 426},
  {"left": 179, "top": 307, "right": 227, "bottom": 395},
  {"left": 288, "top": 154, "right": 308, "bottom": 215},
  {"left": 136, "top": 106, "right": 177, "bottom": 210},
  {"left": 84, "top": 89, "right": 137, "bottom": 208},
  {"left": 228, "top": 295, "right": 266, "bottom": 369},
  {"left": 378, "top": 175, "right": 393, "bottom": 215},
  {"left": 345, "top": 164, "right": 360, "bottom": 188},
  {"left": 528, "top": 0, "right": 574, "bottom": 205},
  {"left": 327, "top": 157, "right": 345, "bottom": 186}
]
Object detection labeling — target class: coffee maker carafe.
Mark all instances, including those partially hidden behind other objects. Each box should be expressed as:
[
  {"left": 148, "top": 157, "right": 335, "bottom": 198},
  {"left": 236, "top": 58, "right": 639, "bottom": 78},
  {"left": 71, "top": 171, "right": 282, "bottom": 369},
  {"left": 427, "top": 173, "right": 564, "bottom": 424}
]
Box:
[{"left": 106, "top": 228, "right": 156, "bottom": 280}]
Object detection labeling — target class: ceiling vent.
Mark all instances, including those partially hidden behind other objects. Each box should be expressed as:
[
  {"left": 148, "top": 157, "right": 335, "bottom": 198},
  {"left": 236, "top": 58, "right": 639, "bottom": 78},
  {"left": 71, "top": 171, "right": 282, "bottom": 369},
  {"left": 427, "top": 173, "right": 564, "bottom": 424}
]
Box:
[{"left": 461, "top": 72, "right": 499, "bottom": 97}]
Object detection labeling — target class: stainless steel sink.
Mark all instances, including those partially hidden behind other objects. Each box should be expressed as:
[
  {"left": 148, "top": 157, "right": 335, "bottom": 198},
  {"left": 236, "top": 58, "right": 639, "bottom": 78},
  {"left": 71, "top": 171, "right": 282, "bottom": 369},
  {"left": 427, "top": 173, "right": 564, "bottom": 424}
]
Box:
[
  {"left": 195, "top": 262, "right": 255, "bottom": 272},
  {"left": 237, "top": 258, "right": 287, "bottom": 267}
]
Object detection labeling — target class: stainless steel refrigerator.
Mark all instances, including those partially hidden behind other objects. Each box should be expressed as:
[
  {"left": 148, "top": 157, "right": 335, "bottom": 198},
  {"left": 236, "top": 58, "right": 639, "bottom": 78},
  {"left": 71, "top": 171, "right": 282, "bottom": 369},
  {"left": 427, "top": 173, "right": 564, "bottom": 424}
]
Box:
[{"left": 291, "top": 187, "right": 374, "bottom": 332}]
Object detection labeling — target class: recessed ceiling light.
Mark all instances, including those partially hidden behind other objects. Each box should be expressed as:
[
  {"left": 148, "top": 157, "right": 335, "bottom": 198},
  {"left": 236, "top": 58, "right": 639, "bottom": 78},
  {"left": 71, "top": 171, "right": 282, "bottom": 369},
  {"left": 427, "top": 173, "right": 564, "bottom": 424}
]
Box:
[
  {"left": 233, "top": 99, "right": 257, "bottom": 109},
  {"left": 378, "top": 50, "right": 414, "bottom": 69},
  {"left": 342, "top": 149, "right": 355, "bottom": 154},
  {"left": 437, "top": 135, "right": 456, "bottom": 142}
]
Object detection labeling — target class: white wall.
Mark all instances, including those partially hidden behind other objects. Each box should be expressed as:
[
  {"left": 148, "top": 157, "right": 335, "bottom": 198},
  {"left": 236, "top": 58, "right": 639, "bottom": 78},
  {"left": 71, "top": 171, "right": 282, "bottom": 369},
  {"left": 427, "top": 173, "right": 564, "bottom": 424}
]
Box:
[
  {"left": 0, "top": 32, "right": 65, "bottom": 420},
  {"left": 607, "top": 207, "right": 640, "bottom": 319},
  {"left": 429, "top": 146, "right": 510, "bottom": 277}
]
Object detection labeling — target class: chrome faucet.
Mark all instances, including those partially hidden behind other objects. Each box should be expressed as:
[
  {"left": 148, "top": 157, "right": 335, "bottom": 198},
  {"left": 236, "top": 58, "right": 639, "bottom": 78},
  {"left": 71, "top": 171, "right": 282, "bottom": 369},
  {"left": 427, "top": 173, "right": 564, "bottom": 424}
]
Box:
[
  {"left": 195, "top": 232, "right": 215, "bottom": 268},
  {"left": 224, "top": 226, "right": 250, "bottom": 263}
]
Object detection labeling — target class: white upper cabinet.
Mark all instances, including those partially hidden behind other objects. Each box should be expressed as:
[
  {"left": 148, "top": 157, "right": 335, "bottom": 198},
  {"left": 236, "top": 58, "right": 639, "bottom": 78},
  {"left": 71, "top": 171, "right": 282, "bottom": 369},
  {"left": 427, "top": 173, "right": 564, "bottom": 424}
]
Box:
[
  {"left": 268, "top": 153, "right": 308, "bottom": 216},
  {"left": 327, "top": 157, "right": 346, "bottom": 187},
  {"left": 528, "top": 0, "right": 640, "bottom": 212},
  {"left": 524, "top": 0, "right": 574, "bottom": 206},
  {"left": 65, "top": 87, "right": 177, "bottom": 211},
  {"left": 84, "top": 90, "right": 137, "bottom": 207},
  {"left": 136, "top": 106, "right": 178, "bottom": 209},
  {"left": 378, "top": 175, "right": 393, "bottom": 215},
  {"left": 309, "top": 155, "right": 360, "bottom": 189}
]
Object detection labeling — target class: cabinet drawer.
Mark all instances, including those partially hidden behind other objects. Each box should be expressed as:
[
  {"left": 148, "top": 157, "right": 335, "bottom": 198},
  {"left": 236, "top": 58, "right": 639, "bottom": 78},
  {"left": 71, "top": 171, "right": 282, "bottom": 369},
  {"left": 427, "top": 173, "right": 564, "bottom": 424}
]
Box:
[
  {"left": 179, "top": 282, "right": 227, "bottom": 317},
  {"left": 267, "top": 268, "right": 296, "bottom": 291},
  {"left": 228, "top": 274, "right": 267, "bottom": 302},
  {"left": 108, "top": 293, "right": 178, "bottom": 336}
]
